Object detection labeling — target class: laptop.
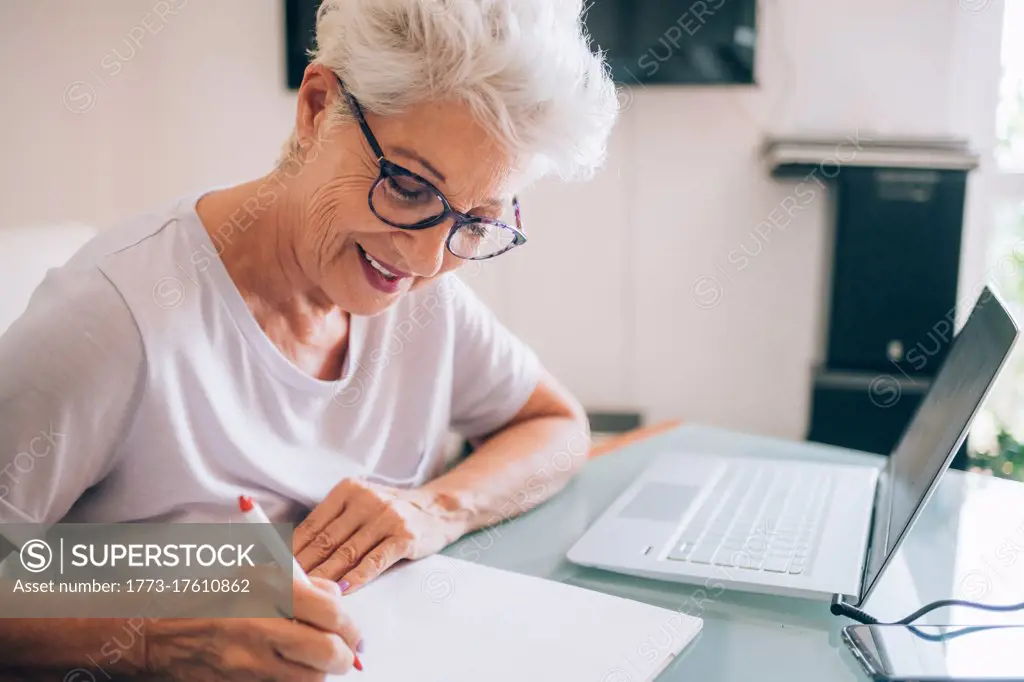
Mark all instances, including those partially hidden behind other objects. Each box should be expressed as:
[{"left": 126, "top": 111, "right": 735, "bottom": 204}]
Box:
[{"left": 567, "top": 286, "right": 1019, "bottom": 604}]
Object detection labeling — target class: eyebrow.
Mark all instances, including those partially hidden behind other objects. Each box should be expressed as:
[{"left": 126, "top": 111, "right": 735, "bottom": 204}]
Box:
[
  {"left": 389, "top": 146, "right": 505, "bottom": 213},
  {"left": 391, "top": 146, "right": 447, "bottom": 184}
]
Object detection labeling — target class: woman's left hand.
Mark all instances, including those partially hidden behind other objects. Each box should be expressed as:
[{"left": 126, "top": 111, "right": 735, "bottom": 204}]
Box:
[{"left": 293, "top": 478, "right": 467, "bottom": 592}]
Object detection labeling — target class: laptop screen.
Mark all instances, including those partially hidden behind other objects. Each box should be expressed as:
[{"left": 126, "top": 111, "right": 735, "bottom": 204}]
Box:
[{"left": 860, "top": 286, "right": 1019, "bottom": 604}]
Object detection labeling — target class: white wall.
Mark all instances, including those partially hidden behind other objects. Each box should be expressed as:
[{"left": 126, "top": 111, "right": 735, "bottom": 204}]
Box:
[{"left": 0, "top": 0, "right": 1000, "bottom": 439}]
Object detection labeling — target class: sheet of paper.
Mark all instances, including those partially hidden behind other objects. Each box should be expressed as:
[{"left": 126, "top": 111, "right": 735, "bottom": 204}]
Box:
[{"left": 332, "top": 555, "right": 702, "bottom": 682}]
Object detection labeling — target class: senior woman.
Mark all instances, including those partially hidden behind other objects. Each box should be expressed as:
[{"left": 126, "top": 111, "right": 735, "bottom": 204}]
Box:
[{"left": 0, "top": 0, "right": 616, "bottom": 679}]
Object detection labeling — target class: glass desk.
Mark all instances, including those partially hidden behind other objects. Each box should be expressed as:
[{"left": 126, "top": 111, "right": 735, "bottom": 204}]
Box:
[{"left": 441, "top": 425, "right": 1024, "bottom": 681}]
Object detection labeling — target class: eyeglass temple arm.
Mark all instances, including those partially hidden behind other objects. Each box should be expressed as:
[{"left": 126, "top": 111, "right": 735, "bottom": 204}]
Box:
[{"left": 335, "top": 75, "right": 385, "bottom": 162}]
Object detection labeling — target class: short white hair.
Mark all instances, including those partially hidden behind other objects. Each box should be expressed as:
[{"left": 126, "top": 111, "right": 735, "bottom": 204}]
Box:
[{"left": 284, "top": 0, "right": 619, "bottom": 183}]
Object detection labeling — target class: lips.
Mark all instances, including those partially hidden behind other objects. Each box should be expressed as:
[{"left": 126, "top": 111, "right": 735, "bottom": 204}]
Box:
[
  {"left": 357, "top": 244, "right": 409, "bottom": 294},
  {"left": 358, "top": 244, "right": 410, "bottom": 279}
]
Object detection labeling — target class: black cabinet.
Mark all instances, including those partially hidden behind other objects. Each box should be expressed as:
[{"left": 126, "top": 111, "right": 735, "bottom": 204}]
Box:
[
  {"left": 764, "top": 138, "right": 978, "bottom": 466},
  {"left": 828, "top": 168, "right": 966, "bottom": 376}
]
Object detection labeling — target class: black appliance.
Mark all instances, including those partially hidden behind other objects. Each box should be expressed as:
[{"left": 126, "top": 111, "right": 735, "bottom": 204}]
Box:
[{"left": 765, "top": 138, "right": 979, "bottom": 467}]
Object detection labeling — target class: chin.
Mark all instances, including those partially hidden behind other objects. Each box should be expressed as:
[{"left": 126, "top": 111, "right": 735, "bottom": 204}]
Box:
[
  {"left": 325, "top": 272, "right": 411, "bottom": 317},
  {"left": 319, "top": 245, "right": 413, "bottom": 316}
]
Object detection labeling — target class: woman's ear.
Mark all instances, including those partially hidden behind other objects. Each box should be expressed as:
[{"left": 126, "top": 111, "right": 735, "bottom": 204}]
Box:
[{"left": 294, "top": 64, "right": 339, "bottom": 154}]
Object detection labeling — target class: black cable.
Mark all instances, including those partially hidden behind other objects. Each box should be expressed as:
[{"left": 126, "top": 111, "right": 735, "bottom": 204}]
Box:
[
  {"left": 831, "top": 596, "right": 1024, "bottom": 627},
  {"left": 891, "top": 598, "right": 1024, "bottom": 625},
  {"left": 906, "top": 624, "right": 1006, "bottom": 642}
]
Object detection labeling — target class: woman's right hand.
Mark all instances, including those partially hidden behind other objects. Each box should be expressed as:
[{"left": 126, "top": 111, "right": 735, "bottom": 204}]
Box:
[{"left": 144, "top": 576, "right": 361, "bottom": 681}]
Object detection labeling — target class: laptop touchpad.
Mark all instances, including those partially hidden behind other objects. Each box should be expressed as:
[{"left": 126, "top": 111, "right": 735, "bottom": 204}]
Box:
[{"left": 617, "top": 482, "right": 701, "bottom": 522}]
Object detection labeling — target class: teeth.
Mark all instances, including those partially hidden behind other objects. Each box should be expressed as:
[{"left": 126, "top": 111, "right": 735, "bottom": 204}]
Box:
[{"left": 363, "top": 249, "right": 397, "bottom": 278}]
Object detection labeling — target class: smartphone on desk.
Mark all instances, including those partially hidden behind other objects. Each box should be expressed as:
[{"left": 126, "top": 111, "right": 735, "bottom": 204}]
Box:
[{"left": 842, "top": 624, "right": 1024, "bottom": 681}]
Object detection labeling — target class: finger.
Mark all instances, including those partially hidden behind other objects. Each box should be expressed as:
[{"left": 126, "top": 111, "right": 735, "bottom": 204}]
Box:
[
  {"left": 295, "top": 506, "right": 367, "bottom": 573},
  {"left": 269, "top": 619, "right": 355, "bottom": 676},
  {"left": 341, "top": 536, "right": 408, "bottom": 593},
  {"left": 310, "top": 523, "right": 387, "bottom": 583},
  {"left": 310, "top": 576, "right": 342, "bottom": 597},
  {"left": 293, "top": 480, "right": 355, "bottom": 554},
  {"left": 260, "top": 650, "right": 327, "bottom": 682},
  {"left": 263, "top": 659, "right": 325, "bottom": 682},
  {"left": 240, "top": 620, "right": 332, "bottom": 681},
  {"left": 293, "top": 576, "right": 363, "bottom": 652}
]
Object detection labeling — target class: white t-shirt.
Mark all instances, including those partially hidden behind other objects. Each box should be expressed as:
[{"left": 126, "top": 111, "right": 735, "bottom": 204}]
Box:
[{"left": 0, "top": 192, "right": 540, "bottom": 527}]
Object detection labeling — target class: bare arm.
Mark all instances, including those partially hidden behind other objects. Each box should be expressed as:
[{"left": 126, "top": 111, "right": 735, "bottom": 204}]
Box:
[
  {"left": 422, "top": 372, "right": 591, "bottom": 534},
  {"left": 0, "top": 576, "right": 361, "bottom": 680},
  {"left": 0, "top": 614, "right": 146, "bottom": 679},
  {"left": 296, "top": 372, "right": 592, "bottom": 589}
]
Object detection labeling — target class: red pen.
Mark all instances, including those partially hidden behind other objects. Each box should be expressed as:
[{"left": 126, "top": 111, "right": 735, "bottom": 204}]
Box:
[{"left": 239, "top": 495, "right": 363, "bottom": 672}]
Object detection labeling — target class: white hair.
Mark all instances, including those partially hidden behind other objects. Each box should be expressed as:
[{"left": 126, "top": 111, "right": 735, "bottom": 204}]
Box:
[{"left": 283, "top": 0, "right": 619, "bottom": 183}]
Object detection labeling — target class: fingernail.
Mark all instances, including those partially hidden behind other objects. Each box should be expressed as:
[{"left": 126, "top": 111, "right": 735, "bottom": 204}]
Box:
[
  {"left": 338, "top": 580, "right": 350, "bottom": 593},
  {"left": 357, "top": 640, "right": 365, "bottom": 654}
]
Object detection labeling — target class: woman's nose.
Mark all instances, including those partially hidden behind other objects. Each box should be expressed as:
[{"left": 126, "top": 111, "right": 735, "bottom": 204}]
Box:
[{"left": 393, "top": 223, "right": 450, "bottom": 278}]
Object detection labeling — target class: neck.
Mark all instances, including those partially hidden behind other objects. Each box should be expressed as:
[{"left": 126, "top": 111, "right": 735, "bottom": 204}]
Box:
[{"left": 195, "top": 177, "right": 350, "bottom": 379}]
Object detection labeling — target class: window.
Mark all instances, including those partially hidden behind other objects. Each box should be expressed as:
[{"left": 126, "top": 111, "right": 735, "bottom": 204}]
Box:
[
  {"left": 995, "top": 2, "right": 1024, "bottom": 173},
  {"left": 968, "top": 1, "right": 1024, "bottom": 480}
]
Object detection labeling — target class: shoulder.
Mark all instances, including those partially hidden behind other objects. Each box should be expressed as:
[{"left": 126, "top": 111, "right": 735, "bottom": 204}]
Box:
[
  {"left": 0, "top": 265, "right": 149, "bottom": 525},
  {"left": 66, "top": 198, "right": 192, "bottom": 269},
  {"left": 13, "top": 195, "right": 213, "bottom": 372},
  {"left": 67, "top": 195, "right": 213, "bottom": 328},
  {"left": 0, "top": 199, "right": 199, "bottom": 418},
  {"left": 1, "top": 263, "right": 145, "bottom": 385}
]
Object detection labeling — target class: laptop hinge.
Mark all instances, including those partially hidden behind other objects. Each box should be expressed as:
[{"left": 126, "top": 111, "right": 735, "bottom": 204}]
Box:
[{"left": 848, "top": 470, "right": 884, "bottom": 608}]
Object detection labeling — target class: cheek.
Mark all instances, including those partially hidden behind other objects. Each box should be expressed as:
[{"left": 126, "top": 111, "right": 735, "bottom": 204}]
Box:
[
  {"left": 306, "top": 179, "right": 365, "bottom": 228},
  {"left": 301, "top": 181, "right": 380, "bottom": 268}
]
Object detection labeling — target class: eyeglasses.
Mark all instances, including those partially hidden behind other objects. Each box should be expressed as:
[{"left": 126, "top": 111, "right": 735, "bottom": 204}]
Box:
[{"left": 335, "top": 76, "right": 527, "bottom": 261}]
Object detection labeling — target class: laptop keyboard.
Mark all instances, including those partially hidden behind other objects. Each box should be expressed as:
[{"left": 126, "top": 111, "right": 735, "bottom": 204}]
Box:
[{"left": 666, "top": 464, "right": 834, "bottom": 575}]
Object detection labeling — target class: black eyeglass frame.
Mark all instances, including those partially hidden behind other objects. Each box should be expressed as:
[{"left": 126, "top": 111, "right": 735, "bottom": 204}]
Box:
[{"left": 335, "top": 76, "right": 527, "bottom": 261}]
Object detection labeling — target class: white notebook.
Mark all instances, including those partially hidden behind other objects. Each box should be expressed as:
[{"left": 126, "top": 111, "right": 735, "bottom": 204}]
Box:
[{"left": 334, "top": 555, "right": 702, "bottom": 681}]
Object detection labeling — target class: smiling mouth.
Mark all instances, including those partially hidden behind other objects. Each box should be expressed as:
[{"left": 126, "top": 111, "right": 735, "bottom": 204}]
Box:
[{"left": 357, "top": 244, "right": 399, "bottom": 281}]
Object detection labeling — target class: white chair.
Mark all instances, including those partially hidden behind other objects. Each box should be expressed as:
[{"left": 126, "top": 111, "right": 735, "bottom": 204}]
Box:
[{"left": 0, "top": 223, "right": 97, "bottom": 334}]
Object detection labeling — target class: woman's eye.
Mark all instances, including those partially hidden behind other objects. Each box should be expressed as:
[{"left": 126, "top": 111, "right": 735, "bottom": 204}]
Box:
[
  {"left": 383, "top": 176, "right": 433, "bottom": 204},
  {"left": 464, "top": 222, "right": 489, "bottom": 238}
]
